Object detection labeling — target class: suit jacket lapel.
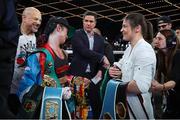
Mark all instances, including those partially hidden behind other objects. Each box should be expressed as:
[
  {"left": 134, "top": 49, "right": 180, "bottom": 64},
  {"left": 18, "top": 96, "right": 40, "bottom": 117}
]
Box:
[{"left": 81, "top": 29, "right": 90, "bottom": 49}]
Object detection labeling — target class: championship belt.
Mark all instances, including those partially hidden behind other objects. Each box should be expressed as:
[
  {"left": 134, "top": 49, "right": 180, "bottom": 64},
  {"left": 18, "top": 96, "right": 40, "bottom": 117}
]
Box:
[
  {"left": 38, "top": 47, "right": 73, "bottom": 119},
  {"left": 71, "top": 76, "right": 89, "bottom": 119},
  {"left": 42, "top": 74, "right": 57, "bottom": 87},
  {"left": 100, "top": 79, "right": 129, "bottom": 119},
  {"left": 40, "top": 87, "right": 63, "bottom": 119}
]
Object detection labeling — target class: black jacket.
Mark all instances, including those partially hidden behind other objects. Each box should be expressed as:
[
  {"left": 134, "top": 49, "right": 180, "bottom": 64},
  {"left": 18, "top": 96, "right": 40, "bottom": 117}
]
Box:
[
  {"left": 0, "top": 0, "right": 19, "bottom": 48},
  {"left": 70, "top": 29, "right": 105, "bottom": 79}
]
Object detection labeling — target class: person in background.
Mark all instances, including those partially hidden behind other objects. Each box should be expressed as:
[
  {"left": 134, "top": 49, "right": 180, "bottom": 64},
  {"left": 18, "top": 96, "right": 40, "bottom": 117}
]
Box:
[
  {"left": 70, "top": 11, "right": 110, "bottom": 78},
  {"left": 0, "top": 0, "right": 19, "bottom": 118},
  {"left": 153, "top": 16, "right": 173, "bottom": 50},
  {"left": 153, "top": 16, "right": 175, "bottom": 118},
  {"left": 151, "top": 29, "right": 180, "bottom": 119},
  {"left": 157, "top": 16, "right": 172, "bottom": 31},
  {"left": 109, "top": 13, "right": 156, "bottom": 119},
  {"left": 11, "top": 7, "right": 42, "bottom": 95},
  {"left": 93, "top": 28, "right": 115, "bottom": 65},
  {"left": 8, "top": 7, "right": 42, "bottom": 115},
  {"left": 69, "top": 11, "right": 110, "bottom": 118},
  {"left": 175, "top": 26, "right": 180, "bottom": 42},
  {"left": 92, "top": 27, "right": 115, "bottom": 118}
]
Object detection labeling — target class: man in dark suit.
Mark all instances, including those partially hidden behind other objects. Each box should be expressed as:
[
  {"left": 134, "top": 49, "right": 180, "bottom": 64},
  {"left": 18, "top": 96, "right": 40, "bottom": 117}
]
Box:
[
  {"left": 70, "top": 11, "right": 109, "bottom": 78},
  {"left": 0, "top": 0, "right": 19, "bottom": 118},
  {"left": 70, "top": 11, "right": 110, "bottom": 118}
]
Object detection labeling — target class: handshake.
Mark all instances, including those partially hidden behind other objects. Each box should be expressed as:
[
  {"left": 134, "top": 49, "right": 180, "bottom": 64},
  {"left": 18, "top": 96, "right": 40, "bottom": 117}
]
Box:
[
  {"left": 103, "top": 56, "right": 110, "bottom": 68},
  {"left": 109, "top": 63, "right": 122, "bottom": 79}
]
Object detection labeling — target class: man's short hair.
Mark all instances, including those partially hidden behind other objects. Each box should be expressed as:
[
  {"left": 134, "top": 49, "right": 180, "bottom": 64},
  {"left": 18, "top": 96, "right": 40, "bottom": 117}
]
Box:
[
  {"left": 157, "top": 16, "right": 172, "bottom": 24},
  {"left": 83, "top": 11, "right": 97, "bottom": 20}
]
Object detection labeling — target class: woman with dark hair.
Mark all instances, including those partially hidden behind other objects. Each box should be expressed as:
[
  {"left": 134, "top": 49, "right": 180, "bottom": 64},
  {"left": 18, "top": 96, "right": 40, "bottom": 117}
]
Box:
[
  {"left": 108, "top": 13, "right": 156, "bottom": 119},
  {"left": 17, "top": 16, "right": 74, "bottom": 119},
  {"left": 151, "top": 29, "right": 180, "bottom": 118}
]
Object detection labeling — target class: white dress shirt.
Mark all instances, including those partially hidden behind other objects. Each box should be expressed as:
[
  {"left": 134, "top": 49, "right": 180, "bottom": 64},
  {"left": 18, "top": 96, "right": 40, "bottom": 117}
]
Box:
[
  {"left": 85, "top": 31, "right": 94, "bottom": 73},
  {"left": 114, "top": 38, "right": 156, "bottom": 119}
]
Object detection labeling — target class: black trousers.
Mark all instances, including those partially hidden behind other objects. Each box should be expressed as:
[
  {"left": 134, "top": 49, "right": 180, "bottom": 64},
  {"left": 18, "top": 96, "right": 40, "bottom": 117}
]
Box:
[
  {"left": 0, "top": 45, "right": 17, "bottom": 96},
  {"left": 0, "top": 45, "right": 17, "bottom": 118},
  {"left": 88, "top": 81, "right": 102, "bottom": 119},
  {"left": 78, "top": 72, "right": 103, "bottom": 119}
]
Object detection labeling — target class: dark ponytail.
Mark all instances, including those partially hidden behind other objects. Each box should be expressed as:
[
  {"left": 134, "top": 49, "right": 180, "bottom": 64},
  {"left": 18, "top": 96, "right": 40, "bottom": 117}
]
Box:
[
  {"left": 36, "top": 17, "right": 59, "bottom": 48},
  {"left": 36, "top": 16, "right": 70, "bottom": 48},
  {"left": 36, "top": 34, "right": 48, "bottom": 48},
  {"left": 144, "top": 20, "right": 153, "bottom": 44}
]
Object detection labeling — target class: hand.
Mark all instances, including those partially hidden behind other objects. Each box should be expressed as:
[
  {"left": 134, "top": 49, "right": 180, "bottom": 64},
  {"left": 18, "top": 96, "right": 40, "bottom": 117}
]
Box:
[
  {"left": 62, "top": 87, "right": 72, "bottom": 100},
  {"left": 152, "top": 38, "right": 159, "bottom": 49},
  {"left": 103, "top": 56, "right": 110, "bottom": 68},
  {"left": 109, "top": 65, "right": 122, "bottom": 79},
  {"left": 91, "top": 70, "right": 102, "bottom": 84},
  {"left": 151, "top": 80, "right": 163, "bottom": 92},
  {"left": 84, "top": 78, "right": 91, "bottom": 88},
  {"left": 95, "top": 70, "right": 102, "bottom": 78}
]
